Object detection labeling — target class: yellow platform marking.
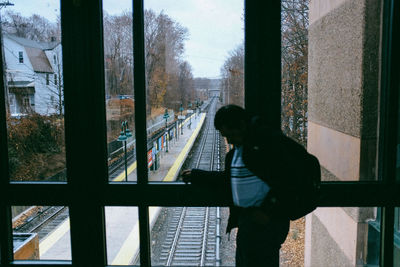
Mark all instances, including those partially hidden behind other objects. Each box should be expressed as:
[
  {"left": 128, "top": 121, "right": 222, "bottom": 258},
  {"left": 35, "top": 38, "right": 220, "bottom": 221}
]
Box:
[
  {"left": 39, "top": 218, "right": 70, "bottom": 257},
  {"left": 112, "top": 113, "right": 196, "bottom": 182},
  {"left": 112, "top": 161, "right": 137, "bottom": 182},
  {"left": 38, "top": 113, "right": 205, "bottom": 263},
  {"left": 112, "top": 114, "right": 205, "bottom": 264},
  {"left": 163, "top": 113, "right": 206, "bottom": 182},
  {"left": 111, "top": 207, "right": 161, "bottom": 265}
]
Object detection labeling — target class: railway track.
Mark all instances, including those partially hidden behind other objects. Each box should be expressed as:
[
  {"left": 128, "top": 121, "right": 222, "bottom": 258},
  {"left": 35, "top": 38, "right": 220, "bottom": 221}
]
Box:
[
  {"left": 13, "top": 101, "right": 215, "bottom": 260},
  {"left": 158, "top": 97, "right": 222, "bottom": 266},
  {"left": 14, "top": 206, "right": 68, "bottom": 240}
]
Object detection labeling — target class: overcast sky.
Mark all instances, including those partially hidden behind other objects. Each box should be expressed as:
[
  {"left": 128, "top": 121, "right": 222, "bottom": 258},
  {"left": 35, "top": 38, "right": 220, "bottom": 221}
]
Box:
[{"left": 6, "top": 0, "right": 244, "bottom": 78}]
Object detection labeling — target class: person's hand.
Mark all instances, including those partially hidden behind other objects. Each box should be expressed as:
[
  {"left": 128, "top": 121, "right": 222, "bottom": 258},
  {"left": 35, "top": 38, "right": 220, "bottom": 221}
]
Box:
[{"left": 180, "top": 169, "right": 192, "bottom": 184}]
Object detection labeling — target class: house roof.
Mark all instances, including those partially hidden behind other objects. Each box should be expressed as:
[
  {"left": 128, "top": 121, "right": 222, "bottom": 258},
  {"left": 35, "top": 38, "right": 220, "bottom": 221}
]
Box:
[
  {"left": 6, "top": 34, "right": 59, "bottom": 50},
  {"left": 8, "top": 80, "right": 35, "bottom": 87},
  {"left": 24, "top": 47, "right": 53, "bottom": 73},
  {"left": 6, "top": 34, "right": 57, "bottom": 73}
]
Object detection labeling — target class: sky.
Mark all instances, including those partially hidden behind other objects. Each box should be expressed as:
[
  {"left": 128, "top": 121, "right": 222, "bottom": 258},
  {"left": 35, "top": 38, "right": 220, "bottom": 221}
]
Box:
[{"left": 5, "top": 0, "right": 244, "bottom": 78}]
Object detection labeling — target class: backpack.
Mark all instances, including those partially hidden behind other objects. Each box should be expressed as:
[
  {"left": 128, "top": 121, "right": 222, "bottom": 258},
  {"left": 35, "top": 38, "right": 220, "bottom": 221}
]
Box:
[
  {"left": 246, "top": 117, "right": 321, "bottom": 221},
  {"left": 283, "top": 145, "right": 321, "bottom": 220}
]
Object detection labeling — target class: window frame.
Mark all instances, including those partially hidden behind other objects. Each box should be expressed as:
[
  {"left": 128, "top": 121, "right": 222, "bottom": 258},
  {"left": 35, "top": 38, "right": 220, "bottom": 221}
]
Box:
[
  {"left": 18, "top": 52, "right": 23, "bottom": 64},
  {"left": 0, "top": 0, "right": 399, "bottom": 266}
]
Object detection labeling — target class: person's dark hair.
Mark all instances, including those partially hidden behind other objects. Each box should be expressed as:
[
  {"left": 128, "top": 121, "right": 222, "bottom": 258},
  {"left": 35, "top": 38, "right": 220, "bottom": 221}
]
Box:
[{"left": 214, "top": 105, "right": 249, "bottom": 130}]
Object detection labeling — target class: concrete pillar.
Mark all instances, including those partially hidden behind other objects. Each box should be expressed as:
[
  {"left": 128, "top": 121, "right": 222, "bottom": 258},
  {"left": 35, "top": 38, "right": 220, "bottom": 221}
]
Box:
[{"left": 306, "top": 0, "right": 382, "bottom": 266}]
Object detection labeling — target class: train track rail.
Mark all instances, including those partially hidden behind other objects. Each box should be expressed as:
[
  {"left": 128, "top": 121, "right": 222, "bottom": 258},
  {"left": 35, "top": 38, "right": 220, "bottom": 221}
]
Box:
[
  {"left": 159, "top": 97, "right": 222, "bottom": 266},
  {"left": 14, "top": 206, "right": 68, "bottom": 240}
]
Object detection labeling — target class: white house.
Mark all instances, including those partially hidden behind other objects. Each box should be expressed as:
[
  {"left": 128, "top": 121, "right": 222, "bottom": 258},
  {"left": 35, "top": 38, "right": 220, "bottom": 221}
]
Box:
[{"left": 3, "top": 34, "right": 63, "bottom": 116}]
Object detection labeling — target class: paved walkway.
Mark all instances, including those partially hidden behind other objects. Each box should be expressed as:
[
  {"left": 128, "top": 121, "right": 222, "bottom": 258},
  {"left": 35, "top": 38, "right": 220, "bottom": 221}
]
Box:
[{"left": 39, "top": 113, "right": 206, "bottom": 264}]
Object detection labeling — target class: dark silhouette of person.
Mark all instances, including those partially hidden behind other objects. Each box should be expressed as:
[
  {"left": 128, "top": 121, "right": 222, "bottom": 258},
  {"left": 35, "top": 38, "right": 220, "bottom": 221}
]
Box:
[{"left": 181, "top": 104, "right": 290, "bottom": 267}]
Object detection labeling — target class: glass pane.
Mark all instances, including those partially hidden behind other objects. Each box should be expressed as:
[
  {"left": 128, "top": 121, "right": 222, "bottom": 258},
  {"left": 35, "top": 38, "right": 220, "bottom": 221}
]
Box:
[
  {"left": 105, "top": 206, "right": 139, "bottom": 265},
  {"left": 143, "top": 0, "right": 244, "bottom": 183},
  {"left": 2, "top": 1, "right": 66, "bottom": 182},
  {"left": 395, "top": 207, "right": 400, "bottom": 266},
  {"left": 150, "top": 206, "right": 235, "bottom": 266},
  {"left": 103, "top": 1, "right": 137, "bottom": 182},
  {"left": 282, "top": 0, "right": 382, "bottom": 181},
  {"left": 12, "top": 205, "right": 71, "bottom": 261},
  {"left": 150, "top": 207, "right": 380, "bottom": 266},
  {"left": 305, "top": 207, "right": 380, "bottom": 266}
]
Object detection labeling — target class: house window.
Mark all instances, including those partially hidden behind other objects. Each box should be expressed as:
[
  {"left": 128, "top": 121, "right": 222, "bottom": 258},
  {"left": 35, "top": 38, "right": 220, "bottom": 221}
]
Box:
[
  {"left": 18, "top": 51, "right": 23, "bottom": 63},
  {"left": 23, "top": 97, "right": 30, "bottom": 107},
  {"left": 46, "top": 73, "right": 49, "bottom": 85},
  {"left": 54, "top": 54, "right": 57, "bottom": 64},
  {"left": 54, "top": 74, "right": 58, "bottom": 85},
  {"left": 30, "top": 94, "right": 35, "bottom": 106},
  {"left": 9, "top": 94, "right": 15, "bottom": 106}
]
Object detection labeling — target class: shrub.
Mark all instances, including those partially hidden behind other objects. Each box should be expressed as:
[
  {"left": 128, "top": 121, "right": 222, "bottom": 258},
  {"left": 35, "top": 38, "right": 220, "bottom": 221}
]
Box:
[{"left": 7, "top": 114, "right": 65, "bottom": 180}]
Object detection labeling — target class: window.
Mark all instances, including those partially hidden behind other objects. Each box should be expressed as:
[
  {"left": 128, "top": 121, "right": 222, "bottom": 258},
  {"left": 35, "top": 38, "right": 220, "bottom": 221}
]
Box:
[
  {"left": 0, "top": 1, "right": 399, "bottom": 266},
  {"left": 54, "top": 74, "right": 57, "bottom": 85},
  {"left": 23, "top": 97, "right": 29, "bottom": 107},
  {"left": 29, "top": 94, "right": 34, "bottom": 106},
  {"left": 53, "top": 54, "right": 57, "bottom": 64},
  {"left": 46, "top": 73, "right": 49, "bottom": 85},
  {"left": 18, "top": 51, "right": 23, "bottom": 63}
]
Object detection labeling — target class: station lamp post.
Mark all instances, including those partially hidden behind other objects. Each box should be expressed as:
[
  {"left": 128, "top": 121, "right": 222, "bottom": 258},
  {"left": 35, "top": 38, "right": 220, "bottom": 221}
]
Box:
[
  {"left": 188, "top": 101, "right": 192, "bottom": 129},
  {"left": 118, "top": 120, "right": 132, "bottom": 182},
  {"left": 179, "top": 103, "right": 184, "bottom": 135},
  {"left": 163, "top": 108, "right": 169, "bottom": 152}
]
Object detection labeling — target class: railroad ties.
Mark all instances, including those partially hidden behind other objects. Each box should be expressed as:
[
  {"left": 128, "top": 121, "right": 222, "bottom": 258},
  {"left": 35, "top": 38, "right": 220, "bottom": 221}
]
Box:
[{"left": 156, "top": 97, "right": 222, "bottom": 266}]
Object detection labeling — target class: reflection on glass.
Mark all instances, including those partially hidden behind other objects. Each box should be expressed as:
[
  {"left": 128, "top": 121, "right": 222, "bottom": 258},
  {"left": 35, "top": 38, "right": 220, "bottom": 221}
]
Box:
[
  {"left": 395, "top": 207, "right": 400, "bottom": 266},
  {"left": 143, "top": 0, "right": 244, "bottom": 183},
  {"left": 2, "top": 2, "right": 66, "bottom": 182},
  {"left": 284, "top": 1, "right": 382, "bottom": 181},
  {"left": 305, "top": 207, "right": 380, "bottom": 266},
  {"left": 105, "top": 206, "right": 139, "bottom": 265},
  {"left": 103, "top": 1, "right": 137, "bottom": 182},
  {"left": 12, "top": 205, "right": 71, "bottom": 261}
]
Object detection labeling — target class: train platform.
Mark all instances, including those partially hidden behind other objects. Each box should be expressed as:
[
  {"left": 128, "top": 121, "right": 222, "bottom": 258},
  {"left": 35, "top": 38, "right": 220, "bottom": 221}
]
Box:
[{"left": 39, "top": 113, "right": 206, "bottom": 264}]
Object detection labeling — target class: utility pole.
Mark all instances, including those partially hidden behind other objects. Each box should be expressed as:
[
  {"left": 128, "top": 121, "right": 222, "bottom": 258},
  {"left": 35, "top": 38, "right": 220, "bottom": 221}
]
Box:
[{"left": 0, "top": 1, "right": 14, "bottom": 115}]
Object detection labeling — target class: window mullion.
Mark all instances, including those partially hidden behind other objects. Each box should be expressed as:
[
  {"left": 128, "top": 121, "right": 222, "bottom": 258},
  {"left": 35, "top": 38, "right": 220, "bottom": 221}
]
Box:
[
  {"left": 381, "top": 206, "right": 395, "bottom": 267},
  {"left": 61, "top": 0, "right": 108, "bottom": 265},
  {"left": 133, "top": 0, "right": 151, "bottom": 265},
  {"left": 244, "top": 0, "right": 281, "bottom": 129},
  {"left": 378, "top": 0, "right": 400, "bottom": 265},
  {"left": 0, "top": 16, "right": 13, "bottom": 264},
  {"left": 133, "top": 0, "right": 148, "bottom": 185}
]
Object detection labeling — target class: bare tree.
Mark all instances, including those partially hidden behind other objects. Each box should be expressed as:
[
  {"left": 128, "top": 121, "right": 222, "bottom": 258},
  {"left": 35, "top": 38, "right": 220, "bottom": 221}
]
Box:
[
  {"left": 103, "top": 11, "right": 133, "bottom": 97},
  {"left": 177, "top": 61, "right": 194, "bottom": 107},
  {"left": 3, "top": 10, "right": 59, "bottom": 42},
  {"left": 220, "top": 44, "right": 244, "bottom": 107},
  {"left": 144, "top": 10, "right": 190, "bottom": 113},
  {"left": 281, "top": 0, "right": 309, "bottom": 145}
]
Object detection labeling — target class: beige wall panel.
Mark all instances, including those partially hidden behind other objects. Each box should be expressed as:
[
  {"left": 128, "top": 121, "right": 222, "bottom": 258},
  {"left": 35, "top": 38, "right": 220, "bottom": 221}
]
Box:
[
  {"left": 308, "top": 121, "right": 360, "bottom": 181},
  {"left": 310, "top": 0, "right": 348, "bottom": 25},
  {"left": 314, "top": 208, "right": 359, "bottom": 265}
]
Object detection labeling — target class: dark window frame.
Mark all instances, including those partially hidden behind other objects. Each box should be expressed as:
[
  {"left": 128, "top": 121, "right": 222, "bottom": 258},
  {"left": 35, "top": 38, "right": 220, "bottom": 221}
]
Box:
[
  {"left": 18, "top": 51, "right": 23, "bottom": 64},
  {"left": 0, "top": 0, "right": 399, "bottom": 266}
]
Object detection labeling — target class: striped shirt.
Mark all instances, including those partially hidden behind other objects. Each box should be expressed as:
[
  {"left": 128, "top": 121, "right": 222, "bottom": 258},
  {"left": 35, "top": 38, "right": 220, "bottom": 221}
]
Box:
[{"left": 230, "top": 146, "right": 270, "bottom": 207}]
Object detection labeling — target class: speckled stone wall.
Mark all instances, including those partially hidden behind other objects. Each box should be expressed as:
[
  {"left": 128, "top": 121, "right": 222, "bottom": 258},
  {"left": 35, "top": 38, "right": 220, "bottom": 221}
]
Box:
[
  {"left": 308, "top": 0, "right": 380, "bottom": 138},
  {"left": 306, "top": 0, "right": 382, "bottom": 266}
]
